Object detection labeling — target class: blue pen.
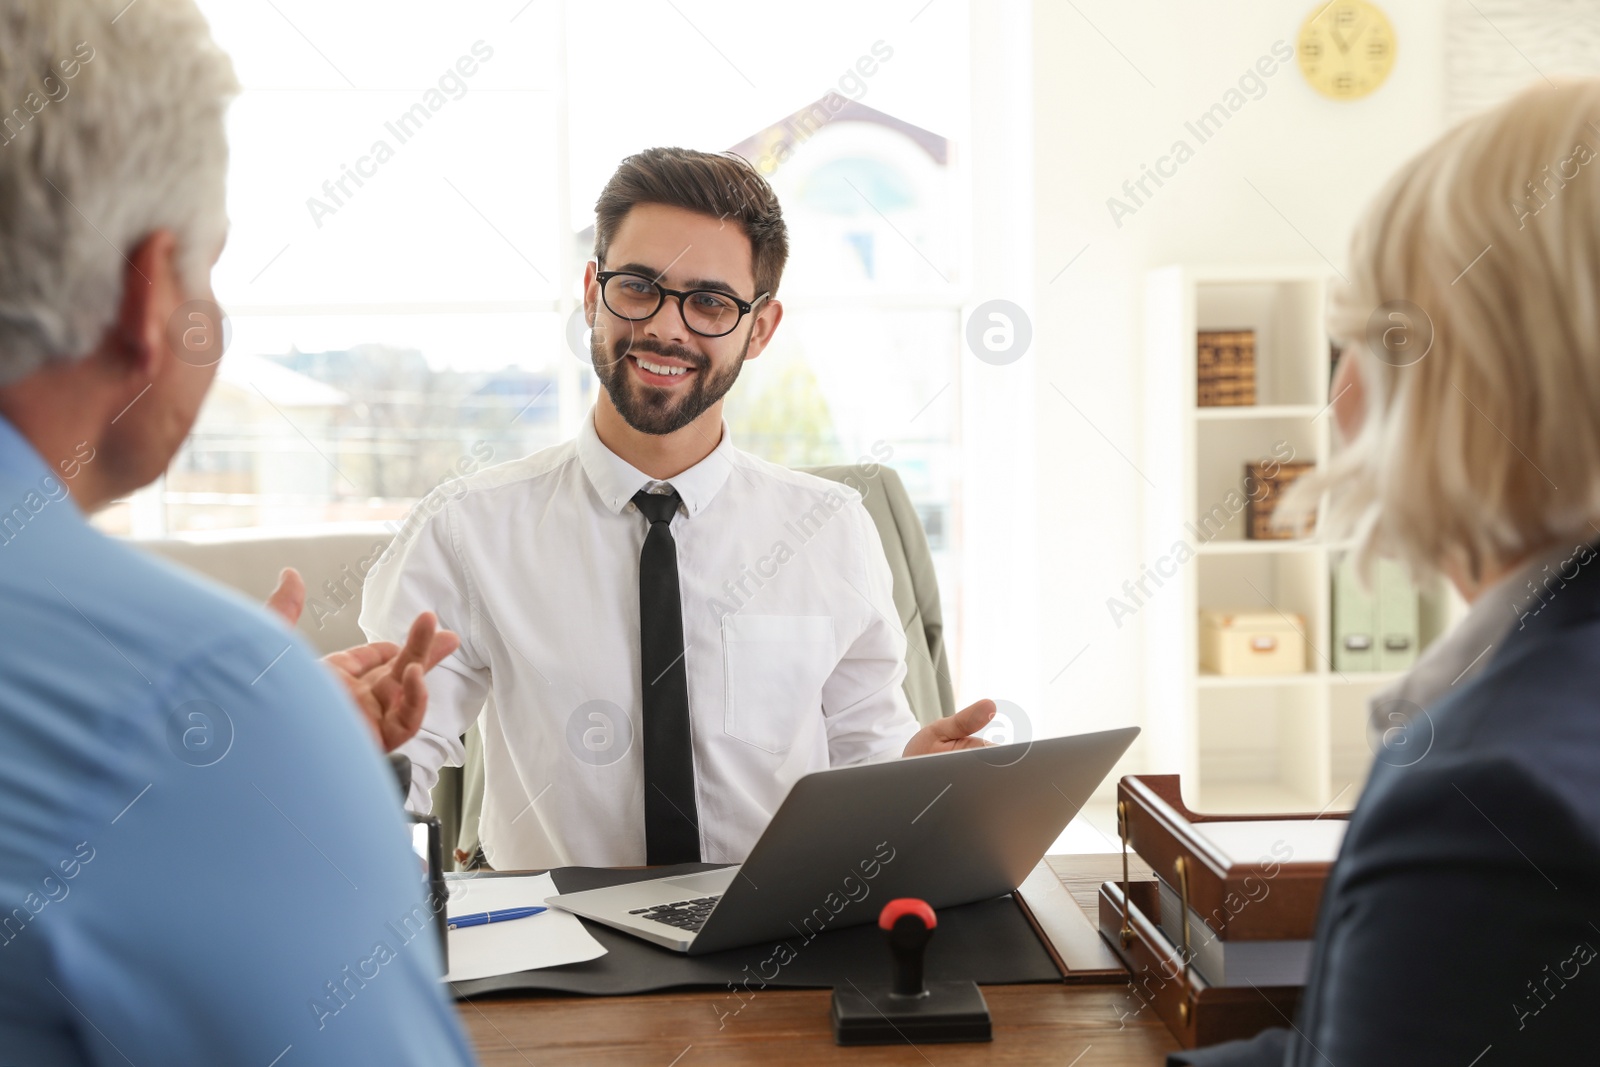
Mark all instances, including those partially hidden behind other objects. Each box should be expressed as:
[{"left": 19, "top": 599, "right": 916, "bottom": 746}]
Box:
[{"left": 446, "top": 906, "right": 547, "bottom": 930}]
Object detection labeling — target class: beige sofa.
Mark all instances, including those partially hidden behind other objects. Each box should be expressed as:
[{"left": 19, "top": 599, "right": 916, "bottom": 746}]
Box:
[{"left": 140, "top": 523, "right": 393, "bottom": 656}]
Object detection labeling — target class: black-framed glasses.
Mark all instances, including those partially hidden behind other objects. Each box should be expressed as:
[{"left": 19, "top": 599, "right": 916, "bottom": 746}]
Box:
[{"left": 596, "top": 270, "right": 769, "bottom": 338}]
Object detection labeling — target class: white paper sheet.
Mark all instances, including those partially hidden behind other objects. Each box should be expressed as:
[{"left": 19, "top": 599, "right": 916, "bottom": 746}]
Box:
[
  {"left": 1192, "top": 819, "right": 1347, "bottom": 867},
  {"left": 443, "top": 873, "right": 606, "bottom": 982}
]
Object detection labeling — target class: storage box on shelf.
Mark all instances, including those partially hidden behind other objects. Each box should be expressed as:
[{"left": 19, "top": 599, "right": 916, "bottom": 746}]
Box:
[
  {"left": 1142, "top": 265, "right": 1452, "bottom": 816},
  {"left": 1194, "top": 420, "right": 1315, "bottom": 545},
  {"left": 1198, "top": 610, "right": 1307, "bottom": 676},
  {"left": 1244, "top": 460, "right": 1314, "bottom": 540},
  {"left": 1196, "top": 329, "right": 1257, "bottom": 407}
]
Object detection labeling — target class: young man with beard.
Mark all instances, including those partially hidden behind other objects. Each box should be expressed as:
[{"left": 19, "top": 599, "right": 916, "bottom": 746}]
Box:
[{"left": 361, "top": 147, "right": 996, "bottom": 870}]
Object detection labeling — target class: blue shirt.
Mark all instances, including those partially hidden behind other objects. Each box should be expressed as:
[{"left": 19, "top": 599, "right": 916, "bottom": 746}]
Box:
[{"left": 0, "top": 416, "right": 474, "bottom": 1065}]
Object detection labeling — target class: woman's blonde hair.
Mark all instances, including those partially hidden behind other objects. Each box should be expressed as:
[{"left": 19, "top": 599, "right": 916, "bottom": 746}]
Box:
[{"left": 1293, "top": 78, "right": 1600, "bottom": 583}]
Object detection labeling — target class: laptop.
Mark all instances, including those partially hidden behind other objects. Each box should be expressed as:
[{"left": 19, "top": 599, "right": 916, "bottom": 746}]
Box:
[{"left": 544, "top": 725, "right": 1138, "bottom": 954}]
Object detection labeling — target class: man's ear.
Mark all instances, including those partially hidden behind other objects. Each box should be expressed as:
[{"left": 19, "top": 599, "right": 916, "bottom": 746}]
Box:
[
  {"left": 110, "top": 229, "right": 182, "bottom": 379},
  {"left": 581, "top": 259, "right": 600, "bottom": 326},
  {"left": 741, "top": 298, "right": 783, "bottom": 362}
]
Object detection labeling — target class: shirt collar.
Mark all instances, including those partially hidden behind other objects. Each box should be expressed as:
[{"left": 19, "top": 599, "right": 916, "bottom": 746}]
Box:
[
  {"left": 576, "top": 407, "right": 737, "bottom": 518},
  {"left": 0, "top": 412, "right": 58, "bottom": 488}
]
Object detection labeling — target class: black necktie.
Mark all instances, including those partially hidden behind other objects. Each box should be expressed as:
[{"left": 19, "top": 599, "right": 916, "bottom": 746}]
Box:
[{"left": 633, "top": 488, "right": 701, "bottom": 864}]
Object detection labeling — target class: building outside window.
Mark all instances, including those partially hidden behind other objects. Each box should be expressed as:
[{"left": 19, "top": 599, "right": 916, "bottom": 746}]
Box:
[{"left": 103, "top": 0, "right": 990, "bottom": 690}]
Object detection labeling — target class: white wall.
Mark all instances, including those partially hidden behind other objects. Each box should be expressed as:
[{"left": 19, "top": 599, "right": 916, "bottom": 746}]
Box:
[
  {"left": 959, "top": 0, "right": 1043, "bottom": 734},
  {"left": 1025, "top": 0, "right": 1449, "bottom": 783}
]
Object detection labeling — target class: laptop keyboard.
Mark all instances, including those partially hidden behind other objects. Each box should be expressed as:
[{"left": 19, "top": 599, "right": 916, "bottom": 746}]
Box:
[{"left": 629, "top": 895, "right": 721, "bottom": 932}]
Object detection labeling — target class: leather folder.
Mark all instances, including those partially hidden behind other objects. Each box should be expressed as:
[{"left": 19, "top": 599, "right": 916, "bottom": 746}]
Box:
[{"left": 1096, "top": 775, "right": 1349, "bottom": 1048}]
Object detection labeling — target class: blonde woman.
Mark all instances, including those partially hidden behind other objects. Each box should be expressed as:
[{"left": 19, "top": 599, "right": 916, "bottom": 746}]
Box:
[{"left": 1174, "top": 80, "right": 1600, "bottom": 1065}]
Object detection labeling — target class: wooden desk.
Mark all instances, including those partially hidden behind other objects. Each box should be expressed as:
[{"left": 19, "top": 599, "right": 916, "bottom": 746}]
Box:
[{"left": 456, "top": 855, "right": 1178, "bottom": 1066}]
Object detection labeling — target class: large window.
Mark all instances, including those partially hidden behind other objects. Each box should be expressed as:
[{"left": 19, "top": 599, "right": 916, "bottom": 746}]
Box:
[{"left": 104, "top": 0, "right": 976, "bottom": 672}]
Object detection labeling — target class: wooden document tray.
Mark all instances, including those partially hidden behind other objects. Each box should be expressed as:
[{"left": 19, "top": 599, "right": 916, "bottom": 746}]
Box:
[{"left": 1095, "top": 775, "right": 1349, "bottom": 1048}]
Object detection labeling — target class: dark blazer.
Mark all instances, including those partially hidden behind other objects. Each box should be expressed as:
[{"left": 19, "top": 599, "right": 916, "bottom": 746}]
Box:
[{"left": 1173, "top": 544, "right": 1600, "bottom": 1066}]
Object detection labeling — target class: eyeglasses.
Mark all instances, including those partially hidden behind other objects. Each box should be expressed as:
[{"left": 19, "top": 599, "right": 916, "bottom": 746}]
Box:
[{"left": 595, "top": 270, "right": 769, "bottom": 338}]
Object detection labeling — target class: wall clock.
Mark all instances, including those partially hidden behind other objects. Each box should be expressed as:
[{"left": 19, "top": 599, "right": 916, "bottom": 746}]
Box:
[{"left": 1297, "top": 0, "right": 1397, "bottom": 100}]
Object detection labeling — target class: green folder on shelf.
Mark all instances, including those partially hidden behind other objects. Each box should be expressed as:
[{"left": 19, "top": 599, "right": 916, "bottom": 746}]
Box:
[{"left": 1333, "top": 556, "right": 1419, "bottom": 673}]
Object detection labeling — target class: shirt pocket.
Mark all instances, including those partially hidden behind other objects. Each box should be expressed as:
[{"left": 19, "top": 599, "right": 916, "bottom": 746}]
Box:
[{"left": 721, "top": 614, "right": 836, "bottom": 754}]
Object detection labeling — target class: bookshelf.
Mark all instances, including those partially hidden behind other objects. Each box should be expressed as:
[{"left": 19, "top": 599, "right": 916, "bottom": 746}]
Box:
[{"left": 1141, "top": 264, "right": 1453, "bottom": 815}]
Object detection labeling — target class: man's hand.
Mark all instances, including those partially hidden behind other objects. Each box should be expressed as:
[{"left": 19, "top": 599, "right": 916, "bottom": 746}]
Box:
[
  {"left": 322, "top": 613, "right": 459, "bottom": 752},
  {"left": 265, "top": 567, "right": 460, "bottom": 752},
  {"left": 902, "top": 698, "right": 998, "bottom": 757},
  {"left": 264, "top": 565, "right": 307, "bottom": 623}
]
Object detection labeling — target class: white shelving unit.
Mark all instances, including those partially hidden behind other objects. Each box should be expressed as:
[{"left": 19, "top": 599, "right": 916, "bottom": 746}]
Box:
[{"left": 1141, "top": 264, "right": 1449, "bottom": 815}]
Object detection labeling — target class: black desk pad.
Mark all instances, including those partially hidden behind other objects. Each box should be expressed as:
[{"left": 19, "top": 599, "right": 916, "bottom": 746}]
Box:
[{"left": 448, "top": 863, "right": 1061, "bottom": 1000}]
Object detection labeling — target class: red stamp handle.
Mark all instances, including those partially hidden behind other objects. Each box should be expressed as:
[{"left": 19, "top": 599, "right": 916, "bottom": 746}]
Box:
[{"left": 879, "top": 898, "right": 936, "bottom": 931}]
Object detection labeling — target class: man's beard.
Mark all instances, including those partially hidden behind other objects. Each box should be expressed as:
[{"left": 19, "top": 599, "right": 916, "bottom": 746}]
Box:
[{"left": 591, "top": 330, "right": 748, "bottom": 436}]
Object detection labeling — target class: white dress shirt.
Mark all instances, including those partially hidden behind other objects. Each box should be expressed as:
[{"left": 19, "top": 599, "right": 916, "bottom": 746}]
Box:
[{"left": 359, "top": 409, "right": 921, "bottom": 869}]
